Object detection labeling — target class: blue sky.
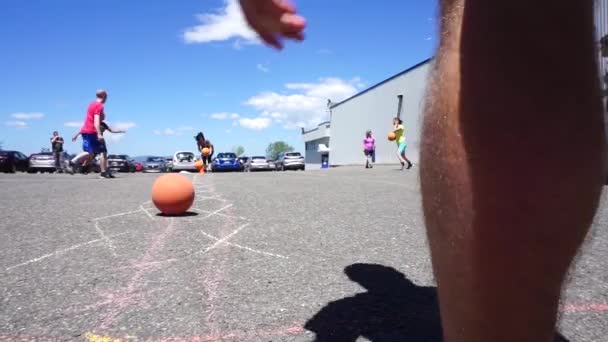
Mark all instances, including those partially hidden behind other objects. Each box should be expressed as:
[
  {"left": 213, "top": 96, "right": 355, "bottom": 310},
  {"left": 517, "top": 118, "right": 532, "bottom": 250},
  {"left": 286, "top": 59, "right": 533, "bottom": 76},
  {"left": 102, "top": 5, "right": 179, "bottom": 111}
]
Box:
[{"left": 0, "top": 0, "right": 437, "bottom": 157}]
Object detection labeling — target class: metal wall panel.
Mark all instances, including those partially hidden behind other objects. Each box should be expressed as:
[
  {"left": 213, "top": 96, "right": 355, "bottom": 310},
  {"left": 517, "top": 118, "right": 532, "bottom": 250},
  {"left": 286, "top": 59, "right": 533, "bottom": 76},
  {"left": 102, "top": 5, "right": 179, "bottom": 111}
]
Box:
[{"left": 328, "top": 61, "right": 431, "bottom": 166}]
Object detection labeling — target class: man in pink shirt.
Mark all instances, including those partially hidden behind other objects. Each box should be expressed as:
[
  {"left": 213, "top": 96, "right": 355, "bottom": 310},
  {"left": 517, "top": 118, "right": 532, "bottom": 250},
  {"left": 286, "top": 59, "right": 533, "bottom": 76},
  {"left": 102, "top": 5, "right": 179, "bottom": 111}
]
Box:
[{"left": 67, "top": 90, "right": 111, "bottom": 178}]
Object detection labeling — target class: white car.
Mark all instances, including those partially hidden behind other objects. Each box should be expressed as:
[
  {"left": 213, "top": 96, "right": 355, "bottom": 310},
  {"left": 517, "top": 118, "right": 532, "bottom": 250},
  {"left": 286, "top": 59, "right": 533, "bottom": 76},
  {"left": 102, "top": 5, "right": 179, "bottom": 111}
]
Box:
[
  {"left": 172, "top": 151, "right": 198, "bottom": 172},
  {"left": 276, "top": 152, "right": 305, "bottom": 171},
  {"left": 246, "top": 156, "right": 273, "bottom": 172}
]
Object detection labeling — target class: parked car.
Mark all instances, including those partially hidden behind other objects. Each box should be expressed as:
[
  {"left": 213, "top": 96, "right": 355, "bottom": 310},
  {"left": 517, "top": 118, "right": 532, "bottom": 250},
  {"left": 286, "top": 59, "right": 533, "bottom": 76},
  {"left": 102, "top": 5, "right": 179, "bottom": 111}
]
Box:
[
  {"left": 237, "top": 156, "right": 249, "bottom": 171},
  {"left": 28, "top": 152, "right": 69, "bottom": 173},
  {"left": 276, "top": 152, "right": 305, "bottom": 171},
  {"left": 0, "top": 150, "right": 29, "bottom": 173},
  {"left": 134, "top": 162, "right": 144, "bottom": 172},
  {"left": 211, "top": 152, "right": 242, "bottom": 172},
  {"left": 246, "top": 156, "right": 273, "bottom": 172},
  {"left": 172, "top": 151, "right": 198, "bottom": 172},
  {"left": 107, "top": 154, "right": 136, "bottom": 173},
  {"left": 143, "top": 156, "right": 167, "bottom": 173},
  {"left": 267, "top": 159, "right": 277, "bottom": 171},
  {"left": 165, "top": 157, "right": 173, "bottom": 172}
]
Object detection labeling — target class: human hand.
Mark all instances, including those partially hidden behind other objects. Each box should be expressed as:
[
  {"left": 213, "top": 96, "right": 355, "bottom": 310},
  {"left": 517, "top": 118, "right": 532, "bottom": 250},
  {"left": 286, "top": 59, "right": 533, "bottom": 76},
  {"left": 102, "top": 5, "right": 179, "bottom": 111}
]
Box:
[
  {"left": 97, "top": 134, "right": 104, "bottom": 141},
  {"left": 239, "top": 0, "right": 306, "bottom": 49}
]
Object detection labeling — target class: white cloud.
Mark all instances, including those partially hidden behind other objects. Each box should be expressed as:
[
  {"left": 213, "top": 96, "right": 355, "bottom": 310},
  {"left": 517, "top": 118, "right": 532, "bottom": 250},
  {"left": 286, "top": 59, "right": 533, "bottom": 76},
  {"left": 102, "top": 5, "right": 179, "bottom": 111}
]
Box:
[
  {"left": 225, "top": 129, "right": 231, "bottom": 134},
  {"left": 239, "top": 117, "right": 272, "bottom": 130},
  {"left": 105, "top": 122, "right": 136, "bottom": 142},
  {"left": 5, "top": 121, "right": 27, "bottom": 127},
  {"left": 210, "top": 112, "right": 228, "bottom": 119},
  {"left": 210, "top": 112, "right": 240, "bottom": 120},
  {"left": 183, "top": 0, "right": 258, "bottom": 47},
  {"left": 154, "top": 128, "right": 178, "bottom": 136},
  {"left": 64, "top": 121, "right": 82, "bottom": 128},
  {"left": 10, "top": 112, "right": 44, "bottom": 120},
  {"left": 153, "top": 125, "right": 194, "bottom": 136},
  {"left": 257, "top": 63, "right": 270, "bottom": 73},
  {"left": 245, "top": 77, "right": 363, "bottom": 129}
]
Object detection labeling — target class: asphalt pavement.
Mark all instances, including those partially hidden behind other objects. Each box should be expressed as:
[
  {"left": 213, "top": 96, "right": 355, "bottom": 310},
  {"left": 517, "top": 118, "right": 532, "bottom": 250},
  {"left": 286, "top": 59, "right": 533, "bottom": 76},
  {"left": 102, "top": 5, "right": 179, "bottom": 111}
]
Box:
[{"left": 0, "top": 166, "right": 606, "bottom": 341}]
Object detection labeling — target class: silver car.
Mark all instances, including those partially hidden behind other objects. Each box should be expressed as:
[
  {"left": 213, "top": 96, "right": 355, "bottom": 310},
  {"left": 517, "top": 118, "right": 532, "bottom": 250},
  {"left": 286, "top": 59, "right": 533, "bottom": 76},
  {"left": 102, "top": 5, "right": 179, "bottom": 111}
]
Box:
[
  {"left": 143, "top": 156, "right": 167, "bottom": 173},
  {"left": 165, "top": 157, "right": 173, "bottom": 172},
  {"left": 276, "top": 152, "right": 305, "bottom": 171},
  {"left": 28, "top": 152, "right": 68, "bottom": 173},
  {"left": 172, "top": 151, "right": 197, "bottom": 172},
  {"left": 246, "top": 156, "right": 273, "bottom": 172}
]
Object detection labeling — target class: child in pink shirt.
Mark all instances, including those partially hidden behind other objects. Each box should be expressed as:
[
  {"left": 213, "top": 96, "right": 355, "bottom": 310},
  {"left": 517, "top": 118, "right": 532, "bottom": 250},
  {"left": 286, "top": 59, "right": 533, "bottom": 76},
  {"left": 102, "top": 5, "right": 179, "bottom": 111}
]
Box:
[{"left": 363, "top": 130, "right": 376, "bottom": 168}]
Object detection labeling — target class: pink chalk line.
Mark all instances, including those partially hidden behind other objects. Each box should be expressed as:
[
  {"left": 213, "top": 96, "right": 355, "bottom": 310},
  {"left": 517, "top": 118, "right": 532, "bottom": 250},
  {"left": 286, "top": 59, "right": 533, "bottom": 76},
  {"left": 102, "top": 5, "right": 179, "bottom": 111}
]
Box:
[
  {"left": 561, "top": 303, "right": 608, "bottom": 313},
  {"left": 90, "top": 217, "right": 178, "bottom": 330}
]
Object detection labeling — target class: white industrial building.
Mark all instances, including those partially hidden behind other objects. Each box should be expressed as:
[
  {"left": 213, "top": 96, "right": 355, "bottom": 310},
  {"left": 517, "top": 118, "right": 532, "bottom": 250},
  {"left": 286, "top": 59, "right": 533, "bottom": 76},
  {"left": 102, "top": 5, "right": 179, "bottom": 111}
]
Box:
[
  {"left": 304, "top": 2, "right": 607, "bottom": 167},
  {"left": 302, "top": 59, "right": 432, "bottom": 167}
]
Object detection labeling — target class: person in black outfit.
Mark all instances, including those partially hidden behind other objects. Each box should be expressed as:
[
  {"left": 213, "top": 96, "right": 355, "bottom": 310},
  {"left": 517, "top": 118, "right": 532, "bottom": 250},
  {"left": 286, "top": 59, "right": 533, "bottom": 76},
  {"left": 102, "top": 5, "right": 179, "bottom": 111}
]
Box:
[
  {"left": 195, "top": 132, "right": 214, "bottom": 171},
  {"left": 50, "top": 131, "right": 64, "bottom": 173}
]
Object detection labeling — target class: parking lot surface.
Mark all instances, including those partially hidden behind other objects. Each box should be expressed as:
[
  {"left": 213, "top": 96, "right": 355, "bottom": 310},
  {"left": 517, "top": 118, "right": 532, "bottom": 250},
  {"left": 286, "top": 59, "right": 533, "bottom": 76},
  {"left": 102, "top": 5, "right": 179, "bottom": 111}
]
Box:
[{"left": 0, "top": 166, "right": 607, "bottom": 341}]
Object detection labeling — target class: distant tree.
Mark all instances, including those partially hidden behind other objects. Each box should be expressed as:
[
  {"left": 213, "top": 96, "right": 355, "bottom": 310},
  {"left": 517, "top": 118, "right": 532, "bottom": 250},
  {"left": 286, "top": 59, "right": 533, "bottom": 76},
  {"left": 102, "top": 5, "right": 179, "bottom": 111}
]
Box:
[
  {"left": 41, "top": 148, "right": 50, "bottom": 153},
  {"left": 0, "top": 141, "right": 3, "bottom": 150},
  {"left": 266, "top": 141, "right": 294, "bottom": 160},
  {"left": 232, "top": 145, "right": 245, "bottom": 156}
]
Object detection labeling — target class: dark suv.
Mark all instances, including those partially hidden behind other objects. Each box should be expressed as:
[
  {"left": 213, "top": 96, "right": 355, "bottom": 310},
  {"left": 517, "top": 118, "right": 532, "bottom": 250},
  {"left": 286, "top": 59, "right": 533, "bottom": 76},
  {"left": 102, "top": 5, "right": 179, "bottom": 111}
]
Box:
[{"left": 107, "top": 154, "right": 136, "bottom": 173}]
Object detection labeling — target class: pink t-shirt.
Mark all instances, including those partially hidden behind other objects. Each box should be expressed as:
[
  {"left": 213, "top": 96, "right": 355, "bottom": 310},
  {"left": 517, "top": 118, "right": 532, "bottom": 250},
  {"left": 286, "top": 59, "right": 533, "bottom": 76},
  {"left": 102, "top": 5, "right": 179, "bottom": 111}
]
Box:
[
  {"left": 81, "top": 101, "right": 105, "bottom": 134},
  {"left": 363, "top": 136, "right": 375, "bottom": 151}
]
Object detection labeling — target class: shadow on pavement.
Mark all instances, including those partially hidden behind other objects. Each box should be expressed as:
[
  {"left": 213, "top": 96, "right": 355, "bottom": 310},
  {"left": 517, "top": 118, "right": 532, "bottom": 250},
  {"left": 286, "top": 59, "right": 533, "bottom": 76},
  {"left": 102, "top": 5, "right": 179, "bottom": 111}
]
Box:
[
  {"left": 155, "top": 211, "right": 199, "bottom": 217},
  {"left": 304, "top": 263, "right": 570, "bottom": 342}
]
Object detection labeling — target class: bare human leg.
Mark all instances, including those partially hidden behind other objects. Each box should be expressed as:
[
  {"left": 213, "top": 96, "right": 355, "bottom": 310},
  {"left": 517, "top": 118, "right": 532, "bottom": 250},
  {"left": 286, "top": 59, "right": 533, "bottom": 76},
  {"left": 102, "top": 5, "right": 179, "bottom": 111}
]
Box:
[{"left": 420, "top": 1, "right": 606, "bottom": 341}]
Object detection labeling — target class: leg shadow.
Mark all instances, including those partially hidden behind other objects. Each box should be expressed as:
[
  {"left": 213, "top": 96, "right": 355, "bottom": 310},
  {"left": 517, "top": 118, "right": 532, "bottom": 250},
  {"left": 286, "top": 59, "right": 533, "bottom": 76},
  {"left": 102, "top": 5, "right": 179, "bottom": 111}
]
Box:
[{"left": 304, "top": 263, "right": 570, "bottom": 342}]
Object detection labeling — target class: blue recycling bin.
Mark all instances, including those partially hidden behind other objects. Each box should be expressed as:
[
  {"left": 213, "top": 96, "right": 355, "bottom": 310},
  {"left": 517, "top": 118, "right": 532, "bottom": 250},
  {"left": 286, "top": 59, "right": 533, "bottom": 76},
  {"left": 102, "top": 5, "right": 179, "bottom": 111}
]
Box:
[{"left": 321, "top": 154, "right": 329, "bottom": 169}]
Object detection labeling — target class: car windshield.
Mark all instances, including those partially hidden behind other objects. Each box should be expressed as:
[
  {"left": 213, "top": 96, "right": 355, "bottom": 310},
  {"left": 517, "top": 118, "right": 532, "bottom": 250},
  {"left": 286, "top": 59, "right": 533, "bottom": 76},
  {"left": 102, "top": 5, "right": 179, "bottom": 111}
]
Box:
[
  {"left": 252, "top": 156, "right": 266, "bottom": 161},
  {"left": 217, "top": 153, "right": 237, "bottom": 159},
  {"left": 147, "top": 157, "right": 164, "bottom": 162},
  {"left": 0, "top": 151, "right": 10, "bottom": 156},
  {"left": 286, "top": 152, "right": 301, "bottom": 157},
  {"left": 176, "top": 153, "right": 194, "bottom": 161}
]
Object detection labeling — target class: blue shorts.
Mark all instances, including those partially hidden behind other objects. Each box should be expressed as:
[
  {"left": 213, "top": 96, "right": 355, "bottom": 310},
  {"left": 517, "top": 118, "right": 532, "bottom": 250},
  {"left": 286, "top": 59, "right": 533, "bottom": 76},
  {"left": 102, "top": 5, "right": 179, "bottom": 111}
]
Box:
[
  {"left": 398, "top": 142, "right": 407, "bottom": 154},
  {"left": 82, "top": 133, "right": 107, "bottom": 154}
]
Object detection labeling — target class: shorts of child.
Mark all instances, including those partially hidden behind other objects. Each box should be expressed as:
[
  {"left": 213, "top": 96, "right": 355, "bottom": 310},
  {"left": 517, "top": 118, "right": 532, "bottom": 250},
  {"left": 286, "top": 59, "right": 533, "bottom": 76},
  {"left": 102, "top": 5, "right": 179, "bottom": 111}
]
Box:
[
  {"left": 398, "top": 142, "right": 407, "bottom": 154},
  {"left": 82, "top": 133, "right": 107, "bottom": 154}
]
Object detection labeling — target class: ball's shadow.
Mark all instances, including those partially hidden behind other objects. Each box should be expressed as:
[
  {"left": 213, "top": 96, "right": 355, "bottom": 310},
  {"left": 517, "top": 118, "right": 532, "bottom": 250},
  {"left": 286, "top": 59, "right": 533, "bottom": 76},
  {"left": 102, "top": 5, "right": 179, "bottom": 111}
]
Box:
[{"left": 155, "top": 211, "right": 199, "bottom": 217}]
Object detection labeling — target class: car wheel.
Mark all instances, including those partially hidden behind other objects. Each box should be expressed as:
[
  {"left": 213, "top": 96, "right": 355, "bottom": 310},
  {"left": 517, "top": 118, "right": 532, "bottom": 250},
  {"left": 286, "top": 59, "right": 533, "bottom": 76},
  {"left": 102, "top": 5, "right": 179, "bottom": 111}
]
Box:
[
  {"left": 9, "top": 164, "right": 16, "bottom": 173},
  {"left": 281, "top": 164, "right": 285, "bottom": 171}
]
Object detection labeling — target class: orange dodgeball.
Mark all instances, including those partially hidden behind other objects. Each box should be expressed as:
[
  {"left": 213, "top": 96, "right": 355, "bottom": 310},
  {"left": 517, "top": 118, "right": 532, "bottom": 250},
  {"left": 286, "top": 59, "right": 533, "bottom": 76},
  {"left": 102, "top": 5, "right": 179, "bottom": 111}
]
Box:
[{"left": 151, "top": 174, "right": 195, "bottom": 215}]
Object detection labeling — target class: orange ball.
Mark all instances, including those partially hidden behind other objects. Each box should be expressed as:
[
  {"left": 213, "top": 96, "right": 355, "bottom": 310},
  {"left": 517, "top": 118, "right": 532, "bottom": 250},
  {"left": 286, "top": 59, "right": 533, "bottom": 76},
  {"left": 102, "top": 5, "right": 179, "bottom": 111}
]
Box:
[
  {"left": 202, "top": 147, "right": 210, "bottom": 156},
  {"left": 194, "top": 160, "right": 204, "bottom": 170},
  {"left": 152, "top": 174, "right": 195, "bottom": 215},
  {"left": 388, "top": 132, "right": 396, "bottom": 141}
]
